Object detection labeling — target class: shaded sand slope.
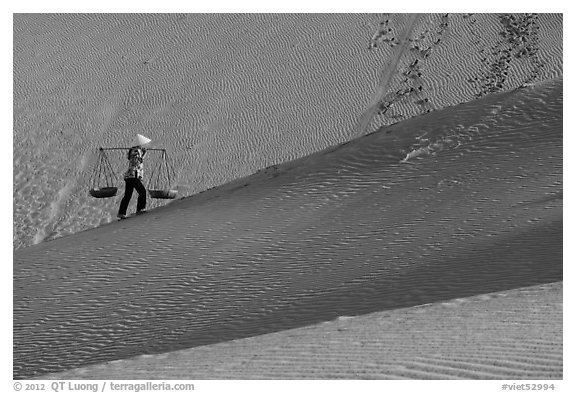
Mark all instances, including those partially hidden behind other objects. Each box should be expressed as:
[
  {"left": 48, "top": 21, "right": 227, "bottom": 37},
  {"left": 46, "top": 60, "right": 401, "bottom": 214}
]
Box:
[
  {"left": 13, "top": 79, "right": 562, "bottom": 379},
  {"left": 40, "top": 282, "right": 562, "bottom": 380},
  {"left": 13, "top": 13, "right": 563, "bottom": 249}
]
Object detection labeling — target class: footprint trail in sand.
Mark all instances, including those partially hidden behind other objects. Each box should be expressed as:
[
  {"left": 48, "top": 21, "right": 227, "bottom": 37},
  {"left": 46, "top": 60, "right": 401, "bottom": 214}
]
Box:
[{"left": 353, "top": 13, "right": 421, "bottom": 138}]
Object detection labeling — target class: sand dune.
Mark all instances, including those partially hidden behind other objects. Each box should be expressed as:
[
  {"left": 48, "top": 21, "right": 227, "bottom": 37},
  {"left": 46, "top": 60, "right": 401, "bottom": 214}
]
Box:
[
  {"left": 13, "top": 13, "right": 562, "bottom": 249},
  {"left": 13, "top": 78, "right": 562, "bottom": 379},
  {"left": 38, "top": 282, "right": 562, "bottom": 380}
]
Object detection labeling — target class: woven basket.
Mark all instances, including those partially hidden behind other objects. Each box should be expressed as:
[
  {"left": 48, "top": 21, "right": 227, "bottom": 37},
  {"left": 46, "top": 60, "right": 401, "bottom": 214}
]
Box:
[
  {"left": 89, "top": 187, "right": 118, "bottom": 198},
  {"left": 149, "top": 189, "right": 178, "bottom": 199}
]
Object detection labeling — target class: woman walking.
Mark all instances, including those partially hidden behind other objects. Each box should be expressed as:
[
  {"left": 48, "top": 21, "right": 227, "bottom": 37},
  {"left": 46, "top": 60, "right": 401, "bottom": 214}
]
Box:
[{"left": 117, "top": 134, "right": 151, "bottom": 219}]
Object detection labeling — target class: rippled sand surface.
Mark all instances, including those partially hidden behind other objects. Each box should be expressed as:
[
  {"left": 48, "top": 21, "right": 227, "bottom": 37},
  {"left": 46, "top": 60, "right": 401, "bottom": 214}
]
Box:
[
  {"left": 40, "top": 282, "right": 562, "bottom": 380},
  {"left": 13, "top": 13, "right": 562, "bottom": 249},
  {"left": 14, "top": 79, "right": 562, "bottom": 379}
]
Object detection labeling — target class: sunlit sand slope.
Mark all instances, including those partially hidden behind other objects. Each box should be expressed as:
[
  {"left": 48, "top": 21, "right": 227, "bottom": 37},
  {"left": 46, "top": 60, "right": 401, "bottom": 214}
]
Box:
[
  {"left": 13, "top": 79, "right": 562, "bottom": 379},
  {"left": 40, "top": 282, "right": 562, "bottom": 380},
  {"left": 13, "top": 13, "right": 562, "bottom": 249}
]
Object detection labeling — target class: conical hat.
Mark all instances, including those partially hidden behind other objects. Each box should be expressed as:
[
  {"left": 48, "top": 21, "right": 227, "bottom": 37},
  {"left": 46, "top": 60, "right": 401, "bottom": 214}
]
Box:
[{"left": 134, "top": 134, "right": 152, "bottom": 146}]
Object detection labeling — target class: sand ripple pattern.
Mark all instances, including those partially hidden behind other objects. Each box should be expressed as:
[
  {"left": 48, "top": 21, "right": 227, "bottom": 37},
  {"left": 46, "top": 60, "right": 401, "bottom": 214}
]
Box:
[
  {"left": 40, "top": 283, "right": 562, "bottom": 380},
  {"left": 364, "top": 13, "right": 562, "bottom": 132},
  {"left": 13, "top": 79, "right": 562, "bottom": 378},
  {"left": 13, "top": 13, "right": 384, "bottom": 248},
  {"left": 13, "top": 14, "right": 562, "bottom": 249}
]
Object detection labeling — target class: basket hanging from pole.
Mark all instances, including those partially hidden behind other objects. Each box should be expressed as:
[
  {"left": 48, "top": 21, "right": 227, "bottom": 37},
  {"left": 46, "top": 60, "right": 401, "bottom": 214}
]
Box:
[
  {"left": 88, "top": 148, "right": 118, "bottom": 198},
  {"left": 148, "top": 149, "right": 178, "bottom": 199}
]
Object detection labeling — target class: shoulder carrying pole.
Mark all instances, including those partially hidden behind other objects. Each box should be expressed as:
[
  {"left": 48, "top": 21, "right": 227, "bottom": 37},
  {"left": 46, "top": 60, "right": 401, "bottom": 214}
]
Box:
[{"left": 99, "top": 147, "right": 165, "bottom": 151}]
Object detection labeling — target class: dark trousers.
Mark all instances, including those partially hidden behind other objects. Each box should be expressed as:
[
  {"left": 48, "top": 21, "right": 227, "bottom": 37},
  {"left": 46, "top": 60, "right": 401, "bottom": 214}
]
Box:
[{"left": 118, "top": 177, "right": 147, "bottom": 215}]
